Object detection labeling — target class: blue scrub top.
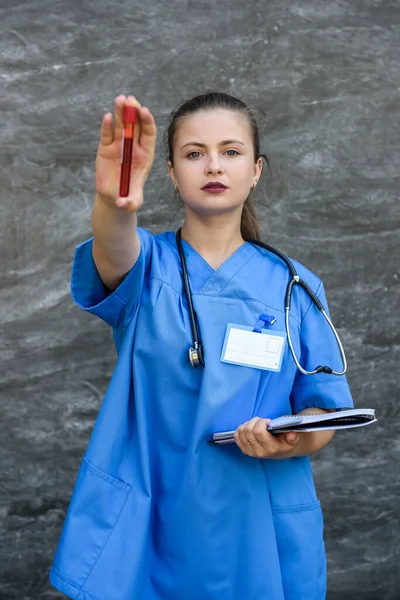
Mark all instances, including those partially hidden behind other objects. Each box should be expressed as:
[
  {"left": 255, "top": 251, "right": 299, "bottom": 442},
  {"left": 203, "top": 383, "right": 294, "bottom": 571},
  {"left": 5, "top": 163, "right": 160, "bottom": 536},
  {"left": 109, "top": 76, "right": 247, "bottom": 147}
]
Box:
[{"left": 50, "top": 228, "right": 354, "bottom": 600}]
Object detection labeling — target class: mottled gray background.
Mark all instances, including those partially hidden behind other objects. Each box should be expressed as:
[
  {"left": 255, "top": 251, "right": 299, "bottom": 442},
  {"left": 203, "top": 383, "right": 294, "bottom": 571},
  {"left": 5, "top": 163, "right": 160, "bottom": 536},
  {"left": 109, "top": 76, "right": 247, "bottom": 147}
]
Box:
[{"left": 1, "top": 0, "right": 399, "bottom": 599}]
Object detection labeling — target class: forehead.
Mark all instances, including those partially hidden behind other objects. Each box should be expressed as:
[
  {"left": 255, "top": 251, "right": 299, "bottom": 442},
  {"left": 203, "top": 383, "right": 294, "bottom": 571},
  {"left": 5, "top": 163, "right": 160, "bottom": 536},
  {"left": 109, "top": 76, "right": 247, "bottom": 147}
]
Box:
[{"left": 174, "top": 109, "right": 252, "bottom": 146}]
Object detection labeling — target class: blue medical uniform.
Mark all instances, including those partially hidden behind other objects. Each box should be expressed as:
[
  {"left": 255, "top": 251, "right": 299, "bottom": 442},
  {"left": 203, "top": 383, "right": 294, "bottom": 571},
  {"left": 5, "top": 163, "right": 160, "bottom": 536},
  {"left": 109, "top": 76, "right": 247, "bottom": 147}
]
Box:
[{"left": 50, "top": 228, "right": 354, "bottom": 600}]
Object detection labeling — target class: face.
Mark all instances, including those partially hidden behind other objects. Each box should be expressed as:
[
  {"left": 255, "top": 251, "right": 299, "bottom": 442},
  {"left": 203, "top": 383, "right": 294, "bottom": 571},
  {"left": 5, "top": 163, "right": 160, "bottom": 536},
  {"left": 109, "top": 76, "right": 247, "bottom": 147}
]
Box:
[{"left": 168, "top": 109, "right": 262, "bottom": 218}]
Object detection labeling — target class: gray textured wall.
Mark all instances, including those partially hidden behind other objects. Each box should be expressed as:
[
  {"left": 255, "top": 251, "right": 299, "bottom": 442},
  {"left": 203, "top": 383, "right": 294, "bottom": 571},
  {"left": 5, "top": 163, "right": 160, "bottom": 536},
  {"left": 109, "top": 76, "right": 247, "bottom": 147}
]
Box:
[{"left": 1, "top": 1, "right": 399, "bottom": 599}]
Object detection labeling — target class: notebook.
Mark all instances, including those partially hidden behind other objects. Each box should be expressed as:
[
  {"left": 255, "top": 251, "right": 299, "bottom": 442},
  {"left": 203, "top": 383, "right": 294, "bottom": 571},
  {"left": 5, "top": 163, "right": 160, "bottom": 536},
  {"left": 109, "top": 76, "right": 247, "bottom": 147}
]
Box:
[{"left": 211, "top": 408, "right": 377, "bottom": 444}]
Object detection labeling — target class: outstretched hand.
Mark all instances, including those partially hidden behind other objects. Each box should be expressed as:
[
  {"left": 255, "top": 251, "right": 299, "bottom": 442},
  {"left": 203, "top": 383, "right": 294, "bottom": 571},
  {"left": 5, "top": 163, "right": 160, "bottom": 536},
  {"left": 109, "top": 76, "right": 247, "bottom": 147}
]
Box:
[
  {"left": 95, "top": 94, "right": 157, "bottom": 212},
  {"left": 234, "top": 417, "right": 302, "bottom": 459}
]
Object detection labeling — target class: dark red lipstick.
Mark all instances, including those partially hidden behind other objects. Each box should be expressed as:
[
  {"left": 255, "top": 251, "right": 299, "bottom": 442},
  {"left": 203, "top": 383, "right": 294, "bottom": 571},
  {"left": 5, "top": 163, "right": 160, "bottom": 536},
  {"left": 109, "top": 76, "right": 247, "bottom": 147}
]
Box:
[{"left": 201, "top": 181, "right": 228, "bottom": 193}]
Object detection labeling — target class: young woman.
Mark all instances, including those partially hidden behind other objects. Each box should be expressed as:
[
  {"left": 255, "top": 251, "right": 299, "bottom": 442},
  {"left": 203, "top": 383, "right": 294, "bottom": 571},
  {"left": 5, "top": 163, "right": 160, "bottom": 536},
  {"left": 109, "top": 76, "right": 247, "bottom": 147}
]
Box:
[{"left": 50, "top": 92, "right": 354, "bottom": 600}]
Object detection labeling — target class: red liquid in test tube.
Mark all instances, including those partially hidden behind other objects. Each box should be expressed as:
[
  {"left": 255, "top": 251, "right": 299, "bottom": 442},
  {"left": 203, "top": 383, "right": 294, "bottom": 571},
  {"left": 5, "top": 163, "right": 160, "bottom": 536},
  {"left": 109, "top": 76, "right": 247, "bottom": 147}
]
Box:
[{"left": 119, "top": 105, "right": 138, "bottom": 197}]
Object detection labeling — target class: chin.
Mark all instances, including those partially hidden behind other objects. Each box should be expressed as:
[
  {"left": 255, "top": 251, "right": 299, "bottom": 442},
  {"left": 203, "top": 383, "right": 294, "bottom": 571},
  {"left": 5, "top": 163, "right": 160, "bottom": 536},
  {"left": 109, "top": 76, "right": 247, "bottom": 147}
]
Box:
[{"left": 184, "top": 196, "right": 244, "bottom": 217}]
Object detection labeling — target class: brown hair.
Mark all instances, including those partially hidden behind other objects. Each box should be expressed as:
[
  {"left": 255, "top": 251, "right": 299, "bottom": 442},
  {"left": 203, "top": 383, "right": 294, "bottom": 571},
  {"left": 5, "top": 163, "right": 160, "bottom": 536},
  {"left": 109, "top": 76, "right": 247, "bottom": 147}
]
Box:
[{"left": 164, "top": 91, "right": 270, "bottom": 240}]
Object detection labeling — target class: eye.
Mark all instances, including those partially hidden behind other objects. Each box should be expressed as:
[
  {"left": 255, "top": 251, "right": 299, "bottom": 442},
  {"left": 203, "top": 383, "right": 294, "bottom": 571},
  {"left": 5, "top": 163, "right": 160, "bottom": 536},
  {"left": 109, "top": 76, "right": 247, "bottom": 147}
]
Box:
[
  {"left": 187, "top": 151, "right": 202, "bottom": 159},
  {"left": 225, "top": 149, "right": 240, "bottom": 156}
]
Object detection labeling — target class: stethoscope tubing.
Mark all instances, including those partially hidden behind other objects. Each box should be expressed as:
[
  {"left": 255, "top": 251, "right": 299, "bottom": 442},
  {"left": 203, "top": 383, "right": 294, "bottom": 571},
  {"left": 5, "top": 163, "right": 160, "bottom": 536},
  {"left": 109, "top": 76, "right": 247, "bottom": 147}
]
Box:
[
  {"left": 176, "top": 228, "right": 199, "bottom": 344},
  {"left": 176, "top": 228, "right": 205, "bottom": 366},
  {"left": 285, "top": 306, "right": 347, "bottom": 376}
]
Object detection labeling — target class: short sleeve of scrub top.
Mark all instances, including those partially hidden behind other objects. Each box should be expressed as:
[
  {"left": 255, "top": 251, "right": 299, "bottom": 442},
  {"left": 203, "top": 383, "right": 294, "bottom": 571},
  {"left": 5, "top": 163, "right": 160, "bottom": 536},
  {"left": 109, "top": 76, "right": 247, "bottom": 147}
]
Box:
[
  {"left": 70, "top": 227, "right": 153, "bottom": 330},
  {"left": 289, "top": 279, "right": 354, "bottom": 414}
]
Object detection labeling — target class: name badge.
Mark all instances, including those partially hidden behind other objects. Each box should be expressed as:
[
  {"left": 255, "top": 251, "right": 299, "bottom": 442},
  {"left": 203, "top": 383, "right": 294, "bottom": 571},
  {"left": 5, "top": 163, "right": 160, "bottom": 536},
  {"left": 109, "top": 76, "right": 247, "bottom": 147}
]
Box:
[{"left": 220, "top": 323, "right": 286, "bottom": 372}]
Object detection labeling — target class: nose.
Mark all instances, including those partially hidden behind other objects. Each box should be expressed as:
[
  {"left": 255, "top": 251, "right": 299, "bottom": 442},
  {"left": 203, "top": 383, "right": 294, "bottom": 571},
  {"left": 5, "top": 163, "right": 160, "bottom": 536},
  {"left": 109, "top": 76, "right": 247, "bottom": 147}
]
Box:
[{"left": 205, "top": 152, "right": 223, "bottom": 175}]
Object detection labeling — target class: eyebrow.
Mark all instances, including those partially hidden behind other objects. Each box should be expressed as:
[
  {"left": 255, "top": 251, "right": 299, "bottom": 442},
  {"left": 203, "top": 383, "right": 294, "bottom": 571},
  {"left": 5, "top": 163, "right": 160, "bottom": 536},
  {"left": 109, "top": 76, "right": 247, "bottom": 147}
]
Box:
[{"left": 180, "top": 139, "right": 246, "bottom": 150}]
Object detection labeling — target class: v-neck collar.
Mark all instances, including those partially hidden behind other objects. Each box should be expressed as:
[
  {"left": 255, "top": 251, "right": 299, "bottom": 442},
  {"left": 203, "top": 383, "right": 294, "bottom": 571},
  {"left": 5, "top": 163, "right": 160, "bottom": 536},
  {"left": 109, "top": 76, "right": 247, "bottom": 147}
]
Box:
[
  {"left": 180, "top": 237, "right": 257, "bottom": 295},
  {"left": 183, "top": 238, "right": 249, "bottom": 271}
]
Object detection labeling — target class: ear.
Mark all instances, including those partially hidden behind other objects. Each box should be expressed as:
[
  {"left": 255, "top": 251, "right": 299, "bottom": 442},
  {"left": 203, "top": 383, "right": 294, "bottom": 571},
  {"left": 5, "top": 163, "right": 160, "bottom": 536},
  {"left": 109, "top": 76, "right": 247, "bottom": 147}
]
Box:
[
  {"left": 167, "top": 161, "right": 177, "bottom": 188},
  {"left": 251, "top": 158, "right": 263, "bottom": 189},
  {"left": 253, "top": 157, "right": 263, "bottom": 179}
]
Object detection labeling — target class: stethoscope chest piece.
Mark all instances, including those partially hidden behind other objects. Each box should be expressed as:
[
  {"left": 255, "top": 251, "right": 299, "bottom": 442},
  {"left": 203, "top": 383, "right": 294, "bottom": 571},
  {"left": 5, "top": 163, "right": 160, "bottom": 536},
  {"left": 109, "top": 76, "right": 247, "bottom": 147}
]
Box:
[{"left": 189, "top": 342, "right": 204, "bottom": 368}]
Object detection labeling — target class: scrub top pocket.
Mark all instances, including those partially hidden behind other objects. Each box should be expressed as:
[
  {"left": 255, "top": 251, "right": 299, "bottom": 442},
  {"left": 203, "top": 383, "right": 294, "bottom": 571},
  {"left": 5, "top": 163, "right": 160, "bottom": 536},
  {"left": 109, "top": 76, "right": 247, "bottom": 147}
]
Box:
[
  {"left": 51, "top": 454, "right": 131, "bottom": 590},
  {"left": 272, "top": 500, "right": 326, "bottom": 600}
]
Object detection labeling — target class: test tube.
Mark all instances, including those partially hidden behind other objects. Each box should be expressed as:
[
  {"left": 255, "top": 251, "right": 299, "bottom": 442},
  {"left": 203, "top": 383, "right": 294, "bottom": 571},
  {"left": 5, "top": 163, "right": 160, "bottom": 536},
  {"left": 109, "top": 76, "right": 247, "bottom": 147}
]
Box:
[{"left": 119, "top": 105, "right": 138, "bottom": 197}]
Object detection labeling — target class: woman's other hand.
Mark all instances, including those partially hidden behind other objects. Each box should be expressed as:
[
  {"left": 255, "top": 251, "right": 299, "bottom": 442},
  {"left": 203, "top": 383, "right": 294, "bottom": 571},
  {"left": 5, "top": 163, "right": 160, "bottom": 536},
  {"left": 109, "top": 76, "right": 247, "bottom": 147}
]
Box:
[
  {"left": 235, "top": 411, "right": 335, "bottom": 459},
  {"left": 234, "top": 417, "right": 302, "bottom": 459}
]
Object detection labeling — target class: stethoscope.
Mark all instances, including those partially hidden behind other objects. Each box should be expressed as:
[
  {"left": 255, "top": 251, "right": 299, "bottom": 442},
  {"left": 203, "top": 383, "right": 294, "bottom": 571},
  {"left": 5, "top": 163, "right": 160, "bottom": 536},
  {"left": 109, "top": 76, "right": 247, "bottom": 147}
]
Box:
[{"left": 175, "top": 228, "right": 347, "bottom": 376}]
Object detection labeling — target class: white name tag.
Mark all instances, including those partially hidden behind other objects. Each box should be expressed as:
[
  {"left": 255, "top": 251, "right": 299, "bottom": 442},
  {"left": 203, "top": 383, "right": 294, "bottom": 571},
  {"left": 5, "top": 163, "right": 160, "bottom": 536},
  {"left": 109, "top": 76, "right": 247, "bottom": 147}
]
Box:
[{"left": 220, "top": 323, "right": 286, "bottom": 372}]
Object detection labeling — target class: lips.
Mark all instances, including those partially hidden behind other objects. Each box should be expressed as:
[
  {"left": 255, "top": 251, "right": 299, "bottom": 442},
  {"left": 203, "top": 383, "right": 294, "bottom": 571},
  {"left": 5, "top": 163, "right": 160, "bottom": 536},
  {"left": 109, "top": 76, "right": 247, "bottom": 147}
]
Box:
[{"left": 202, "top": 182, "right": 227, "bottom": 190}]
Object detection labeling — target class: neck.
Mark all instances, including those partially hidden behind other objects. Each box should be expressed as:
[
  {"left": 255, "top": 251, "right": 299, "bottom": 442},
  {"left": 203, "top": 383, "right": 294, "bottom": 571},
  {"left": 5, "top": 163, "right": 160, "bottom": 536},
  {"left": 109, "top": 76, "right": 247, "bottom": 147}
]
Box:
[{"left": 180, "top": 209, "right": 244, "bottom": 270}]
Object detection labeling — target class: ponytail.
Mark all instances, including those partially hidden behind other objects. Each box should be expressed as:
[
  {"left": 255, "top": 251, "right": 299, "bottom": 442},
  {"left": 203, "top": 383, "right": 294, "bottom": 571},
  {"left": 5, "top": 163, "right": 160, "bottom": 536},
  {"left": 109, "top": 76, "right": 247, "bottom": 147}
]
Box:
[{"left": 241, "top": 196, "right": 261, "bottom": 241}]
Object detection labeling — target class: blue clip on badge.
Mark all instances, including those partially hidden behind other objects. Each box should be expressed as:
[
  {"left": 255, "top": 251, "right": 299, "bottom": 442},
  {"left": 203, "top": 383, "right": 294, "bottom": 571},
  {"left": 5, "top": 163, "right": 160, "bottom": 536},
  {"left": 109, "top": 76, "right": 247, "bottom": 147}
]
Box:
[{"left": 252, "top": 313, "right": 276, "bottom": 333}]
